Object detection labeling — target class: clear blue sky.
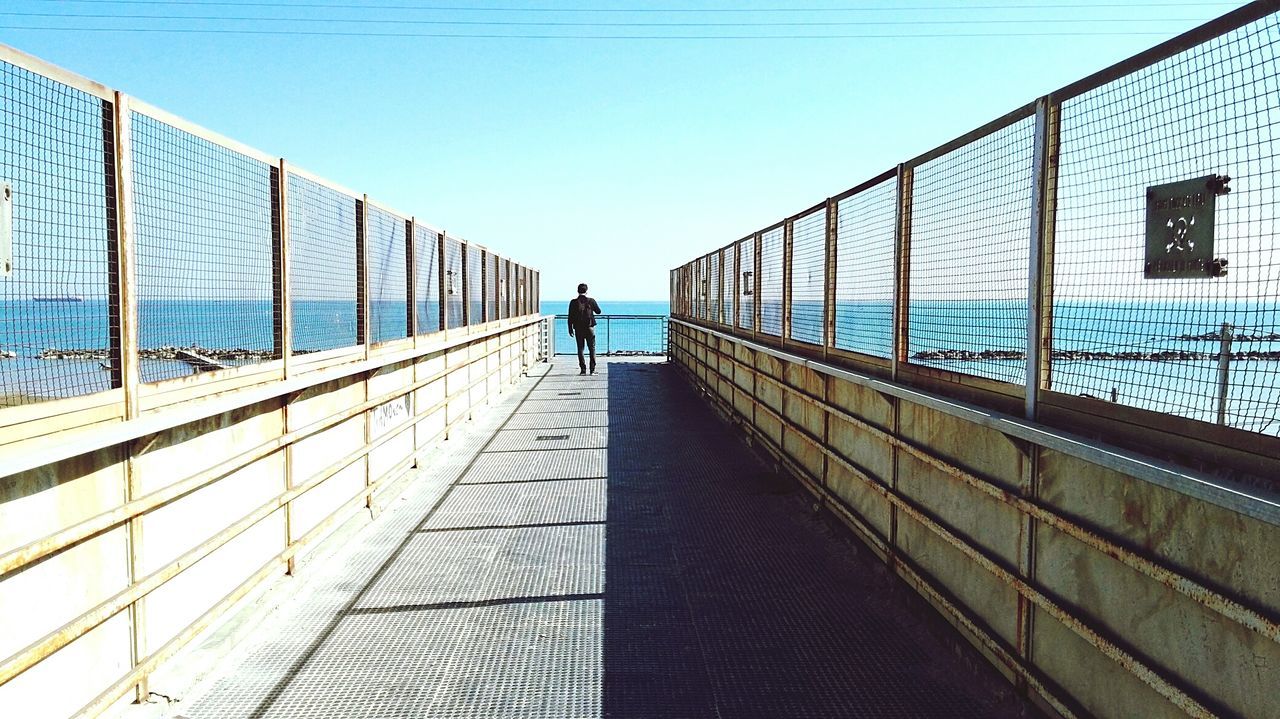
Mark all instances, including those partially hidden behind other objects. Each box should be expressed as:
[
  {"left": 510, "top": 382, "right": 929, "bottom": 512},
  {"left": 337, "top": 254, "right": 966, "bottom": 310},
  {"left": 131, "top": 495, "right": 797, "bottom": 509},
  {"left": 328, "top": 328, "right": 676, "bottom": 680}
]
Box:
[{"left": 0, "top": 0, "right": 1248, "bottom": 300}]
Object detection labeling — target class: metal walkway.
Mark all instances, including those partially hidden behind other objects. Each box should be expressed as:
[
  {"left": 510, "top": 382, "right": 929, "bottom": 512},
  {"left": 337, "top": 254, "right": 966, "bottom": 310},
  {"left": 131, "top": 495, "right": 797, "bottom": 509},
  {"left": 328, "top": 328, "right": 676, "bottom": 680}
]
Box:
[{"left": 175, "top": 358, "right": 1039, "bottom": 719}]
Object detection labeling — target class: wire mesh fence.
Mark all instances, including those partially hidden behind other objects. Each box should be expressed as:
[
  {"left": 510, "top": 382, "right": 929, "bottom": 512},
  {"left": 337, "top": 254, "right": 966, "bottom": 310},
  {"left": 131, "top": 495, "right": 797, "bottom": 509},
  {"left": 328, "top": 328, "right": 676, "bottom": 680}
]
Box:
[
  {"left": 131, "top": 111, "right": 277, "bottom": 383},
  {"left": 738, "top": 237, "right": 755, "bottom": 330},
  {"left": 1053, "top": 12, "right": 1280, "bottom": 433},
  {"left": 465, "top": 244, "right": 483, "bottom": 326},
  {"left": 723, "top": 245, "right": 736, "bottom": 328},
  {"left": 834, "top": 177, "right": 897, "bottom": 358},
  {"left": 484, "top": 251, "right": 495, "bottom": 323},
  {"left": 0, "top": 45, "right": 538, "bottom": 412},
  {"left": 501, "top": 257, "right": 512, "bottom": 320},
  {"left": 552, "top": 314, "right": 668, "bottom": 356},
  {"left": 693, "top": 255, "right": 706, "bottom": 321},
  {"left": 0, "top": 60, "right": 114, "bottom": 406},
  {"left": 709, "top": 249, "right": 722, "bottom": 325},
  {"left": 444, "top": 235, "right": 463, "bottom": 329},
  {"left": 670, "top": 0, "right": 1280, "bottom": 440},
  {"left": 759, "top": 227, "right": 784, "bottom": 336},
  {"left": 907, "top": 115, "right": 1035, "bottom": 385},
  {"left": 287, "top": 173, "right": 358, "bottom": 353},
  {"left": 365, "top": 205, "right": 408, "bottom": 344},
  {"left": 790, "top": 207, "right": 826, "bottom": 345},
  {"left": 414, "top": 224, "right": 441, "bottom": 335},
  {"left": 516, "top": 263, "right": 523, "bottom": 317}
]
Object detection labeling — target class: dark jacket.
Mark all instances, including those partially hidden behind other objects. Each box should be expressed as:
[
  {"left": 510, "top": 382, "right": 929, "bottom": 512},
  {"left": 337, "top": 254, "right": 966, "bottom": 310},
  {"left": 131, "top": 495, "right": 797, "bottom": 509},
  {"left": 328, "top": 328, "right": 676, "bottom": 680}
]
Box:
[{"left": 567, "top": 295, "right": 602, "bottom": 334}]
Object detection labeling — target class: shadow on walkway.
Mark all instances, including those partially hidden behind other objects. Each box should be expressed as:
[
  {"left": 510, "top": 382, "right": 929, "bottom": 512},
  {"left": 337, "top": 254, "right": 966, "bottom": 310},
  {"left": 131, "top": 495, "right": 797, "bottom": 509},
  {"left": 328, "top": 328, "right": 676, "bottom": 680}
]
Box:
[
  {"left": 178, "top": 359, "right": 1040, "bottom": 718},
  {"left": 602, "top": 360, "right": 1040, "bottom": 718}
]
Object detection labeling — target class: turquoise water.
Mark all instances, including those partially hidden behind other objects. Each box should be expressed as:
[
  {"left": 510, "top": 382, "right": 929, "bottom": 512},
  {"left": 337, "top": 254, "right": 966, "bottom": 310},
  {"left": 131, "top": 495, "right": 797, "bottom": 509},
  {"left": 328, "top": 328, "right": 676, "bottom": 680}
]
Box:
[
  {"left": 2, "top": 297, "right": 1275, "bottom": 434},
  {"left": 540, "top": 300, "right": 670, "bottom": 357}
]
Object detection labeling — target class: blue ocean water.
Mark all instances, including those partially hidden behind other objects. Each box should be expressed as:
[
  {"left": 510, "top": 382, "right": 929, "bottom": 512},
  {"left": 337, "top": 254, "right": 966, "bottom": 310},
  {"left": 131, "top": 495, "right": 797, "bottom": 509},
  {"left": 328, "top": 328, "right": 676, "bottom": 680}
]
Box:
[
  {"left": 541, "top": 299, "right": 670, "bottom": 357},
  {"left": 3, "top": 297, "right": 1275, "bottom": 434}
]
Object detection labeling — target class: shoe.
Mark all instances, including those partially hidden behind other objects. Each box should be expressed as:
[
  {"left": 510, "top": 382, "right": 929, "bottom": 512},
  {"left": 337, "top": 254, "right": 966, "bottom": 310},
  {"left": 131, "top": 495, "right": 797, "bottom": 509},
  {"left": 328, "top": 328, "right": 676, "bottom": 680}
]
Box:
[
  {"left": 590, "top": 368, "right": 596, "bottom": 374},
  {"left": 579, "top": 369, "right": 587, "bottom": 375}
]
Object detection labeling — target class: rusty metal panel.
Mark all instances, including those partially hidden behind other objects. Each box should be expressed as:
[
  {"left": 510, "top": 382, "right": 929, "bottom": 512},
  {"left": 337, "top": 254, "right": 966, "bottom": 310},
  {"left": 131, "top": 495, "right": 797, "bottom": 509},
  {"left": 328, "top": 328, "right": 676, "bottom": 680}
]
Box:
[
  {"left": 828, "top": 376, "right": 894, "bottom": 431},
  {"left": 732, "top": 386, "right": 755, "bottom": 420},
  {"left": 1035, "top": 517, "right": 1280, "bottom": 718},
  {"left": 826, "top": 461, "right": 893, "bottom": 541},
  {"left": 755, "top": 375, "right": 784, "bottom": 418},
  {"left": 1037, "top": 450, "right": 1280, "bottom": 718},
  {"left": 894, "top": 447, "right": 1024, "bottom": 568},
  {"left": 895, "top": 513, "right": 1021, "bottom": 647},
  {"left": 755, "top": 350, "right": 783, "bottom": 382},
  {"left": 1031, "top": 605, "right": 1183, "bottom": 719},
  {"left": 898, "top": 401, "right": 1025, "bottom": 493},
  {"left": 782, "top": 426, "right": 825, "bottom": 482},
  {"left": 828, "top": 413, "right": 893, "bottom": 487},
  {"left": 754, "top": 401, "right": 783, "bottom": 447},
  {"left": 1039, "top": 449, "right": 1279, "bottom": 612},
  {"left": 782, "top": 384, "right": 824, "bottom": 441}
]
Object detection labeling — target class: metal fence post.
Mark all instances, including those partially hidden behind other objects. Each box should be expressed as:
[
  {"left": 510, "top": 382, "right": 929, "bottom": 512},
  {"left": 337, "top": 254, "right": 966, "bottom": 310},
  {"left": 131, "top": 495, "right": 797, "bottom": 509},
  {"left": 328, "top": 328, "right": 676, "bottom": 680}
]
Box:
[
  {"left": 460, "top": 242, "right": 469, "bottom": 328},
  {"left": 109, "top": 90, "right": 148, "bottom": 704},
  {"left": 892, "top": 164, "right": 913, "bottom": 382},
  {"left": 437, "top": 231, "right": 447, "bottom": 334},
  {"left": 274, "top": 159, "right": 297, "bottom": 578},
  {"left": 406, "top": 218, "right": 416, "bottom": 339},
  {"left": 1217, "top": 322, "right": 1233, "bottom": 425},
  {"left": 753, "top": 232, "right": 762, "bottom": 341},
  {"left": 274, "top": 160, "right": 292, "bottom": 377},
  {"left": 824, "top": 197, "right": 838, "bottom": 359},
  {"left": 783, "top": 219, "right": 794, "bottom": 344},
  {"left": 606, "top": 316, "right": 612, "bottom": 355},
  {"left": 1026, "top": 95, "right": 1060, "bottom": 421},
  {"left": 480, "top": 249, "right": 488, "bottom": 324},
  {"left": 356, "top": 196, "right": 369, "bottom": 354},
  {"left": 732, "top": 242, "right": 741, "bottom": 330}
]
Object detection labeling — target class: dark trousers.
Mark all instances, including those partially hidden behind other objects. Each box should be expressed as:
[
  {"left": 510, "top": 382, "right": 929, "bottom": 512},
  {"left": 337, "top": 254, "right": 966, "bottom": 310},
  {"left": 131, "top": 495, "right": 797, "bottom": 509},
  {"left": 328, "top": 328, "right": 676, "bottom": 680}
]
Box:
[{"left": 575, "top": 330, "right": 596, "bottom": 371}]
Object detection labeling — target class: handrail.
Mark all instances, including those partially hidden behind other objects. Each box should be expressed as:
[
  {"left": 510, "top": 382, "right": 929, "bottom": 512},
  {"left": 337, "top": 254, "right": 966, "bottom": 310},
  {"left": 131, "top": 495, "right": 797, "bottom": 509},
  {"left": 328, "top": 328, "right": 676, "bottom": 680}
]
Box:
[
  {"left": 672, "top": 318, "right": 1280, "bottom": 527},
  {"left": 0, "top": 316, "right": 543, "bottom": 478}
]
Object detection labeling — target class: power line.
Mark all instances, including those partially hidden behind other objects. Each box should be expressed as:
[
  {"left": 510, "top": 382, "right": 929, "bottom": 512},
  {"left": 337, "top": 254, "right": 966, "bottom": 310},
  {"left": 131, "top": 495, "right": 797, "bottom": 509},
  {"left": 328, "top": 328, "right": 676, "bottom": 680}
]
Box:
[
  {"left": 0, "top": 11, "right": 1214, "bottom": 27},
  {"left": 0, "top": 24, "right": 1179, "bottom": 38},
  {"left": 13, "top": 0, "right": 1243, "bottom": 12}
]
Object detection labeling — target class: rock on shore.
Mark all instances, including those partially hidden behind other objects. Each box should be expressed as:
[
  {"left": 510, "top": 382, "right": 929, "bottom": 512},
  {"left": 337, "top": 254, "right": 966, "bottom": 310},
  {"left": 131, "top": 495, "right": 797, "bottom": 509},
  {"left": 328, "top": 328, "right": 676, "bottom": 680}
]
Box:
[
  {"left": 36, "top": 346, "right": 279, "bottom": 361},
  {"left": 911, "top": 349, "right": 1280, "bottom": 362}
]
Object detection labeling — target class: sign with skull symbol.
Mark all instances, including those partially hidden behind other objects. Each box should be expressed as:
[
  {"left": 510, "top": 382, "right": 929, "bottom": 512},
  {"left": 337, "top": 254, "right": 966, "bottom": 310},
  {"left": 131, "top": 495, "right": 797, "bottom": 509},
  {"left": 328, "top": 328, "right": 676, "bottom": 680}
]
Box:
[{"left": 1144, "top": 176, "right": 1222, "bottom": 279}]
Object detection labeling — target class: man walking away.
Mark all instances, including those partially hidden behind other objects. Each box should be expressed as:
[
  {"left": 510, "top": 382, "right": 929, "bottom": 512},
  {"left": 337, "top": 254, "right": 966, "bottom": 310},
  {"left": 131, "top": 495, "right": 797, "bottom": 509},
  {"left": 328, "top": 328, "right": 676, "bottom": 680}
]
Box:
[{"left": 567, "top": 283, "right": 602, "bottom": 375}]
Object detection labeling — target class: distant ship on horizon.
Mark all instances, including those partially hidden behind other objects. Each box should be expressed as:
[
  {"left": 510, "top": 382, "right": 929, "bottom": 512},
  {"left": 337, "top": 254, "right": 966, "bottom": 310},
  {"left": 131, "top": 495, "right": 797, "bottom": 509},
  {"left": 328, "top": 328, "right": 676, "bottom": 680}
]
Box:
[{"left": 32, "top": 294, "right": 84, "bottom": 302}]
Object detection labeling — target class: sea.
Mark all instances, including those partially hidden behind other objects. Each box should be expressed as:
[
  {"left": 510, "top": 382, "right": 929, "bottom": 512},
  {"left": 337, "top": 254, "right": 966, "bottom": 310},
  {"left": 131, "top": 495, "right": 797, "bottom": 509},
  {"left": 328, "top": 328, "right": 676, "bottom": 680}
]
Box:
[{"left": 2, "top": 298, "right": 1276, "bottom": 435}]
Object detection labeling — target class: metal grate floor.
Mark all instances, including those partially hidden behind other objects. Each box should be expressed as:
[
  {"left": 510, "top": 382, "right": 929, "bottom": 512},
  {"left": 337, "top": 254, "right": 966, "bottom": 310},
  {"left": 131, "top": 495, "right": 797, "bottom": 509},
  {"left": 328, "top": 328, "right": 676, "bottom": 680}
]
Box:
[{"left": 175, "top": 358, "right": 1039, "bottom": 719}]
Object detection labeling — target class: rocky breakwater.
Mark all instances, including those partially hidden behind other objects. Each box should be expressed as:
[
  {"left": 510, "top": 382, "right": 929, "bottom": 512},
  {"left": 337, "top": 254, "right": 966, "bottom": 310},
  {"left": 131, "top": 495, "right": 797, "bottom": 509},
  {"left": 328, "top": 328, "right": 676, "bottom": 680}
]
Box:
[
  {"left": 1175, "top": 331, "right": 1280, "bottom": 341},
  {"left": 37, "top": 346, "right": 278, "bottom": 361},
  {"left": 912, "top": 349, "right": 1280, "bottom": 362},
  {"left": 0, "top": 350, "right": 15, "bottom": 359}
]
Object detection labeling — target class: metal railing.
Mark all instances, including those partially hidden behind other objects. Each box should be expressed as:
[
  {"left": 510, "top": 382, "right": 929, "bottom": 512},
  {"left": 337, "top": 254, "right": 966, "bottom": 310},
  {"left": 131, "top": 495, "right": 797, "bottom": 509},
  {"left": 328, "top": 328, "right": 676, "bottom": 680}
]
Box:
[
  {"left": 0, "top": 39, "right": 545, "bottom": 719},
  {"left": 0, "top": 47, "right": 541, "bottom": 409},
  {"left": 550, "top": 314, "right": 668, "bottom": 357},
  {"left": 670, "top": 1, "right": 1280, "bottom": 453}
]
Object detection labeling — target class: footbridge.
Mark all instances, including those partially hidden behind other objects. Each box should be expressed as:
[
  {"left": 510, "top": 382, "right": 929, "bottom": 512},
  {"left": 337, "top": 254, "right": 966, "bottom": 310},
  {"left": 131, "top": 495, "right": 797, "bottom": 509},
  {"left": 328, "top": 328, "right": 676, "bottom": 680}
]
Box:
[{"left": 4, "top": 4, "right": 1280, "bottom": 719}]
